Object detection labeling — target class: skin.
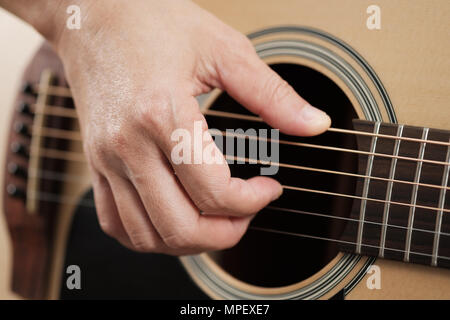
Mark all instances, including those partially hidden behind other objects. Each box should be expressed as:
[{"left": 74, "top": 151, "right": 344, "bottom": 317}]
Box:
[{"left": 1, "top": 0, "right": 331, "bottom": 255}]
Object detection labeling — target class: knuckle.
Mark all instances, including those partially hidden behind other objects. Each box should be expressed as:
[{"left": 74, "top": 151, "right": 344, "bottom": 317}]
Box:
[
  {"left": 129, "top": 231, "right": 157, "bottom": 253},
  {"left": 132, "top": 242, "right": 154, "bottom": 253},
  {"left": 84, "top": 138, "right": 106, "bottom": 163},
  {"left": 162, "top": 228, "right": 196, "bottom": 250},
  {"left": 109, "top": 130, "right": 129, "bottom": 157},
  {"left": 98, "top": 217, "right": 117, "bottom": 238},
  {"left": 84, "top": 131, "right": 125, "bottom": 166},
  {"left": 86, "top": 125, "right": 136, "bottom": 167},
  {"left": 195, "top": 175, "right": 232, "bottom": 213},
  {"left": 137, "top": 94, "right": 174, "bottom": 138},
  {"left": 265, "top": 75, "right": 292, "bottom": 105},
  {"left": 196, "top": 190, "right": 227, "bottom": 212}
]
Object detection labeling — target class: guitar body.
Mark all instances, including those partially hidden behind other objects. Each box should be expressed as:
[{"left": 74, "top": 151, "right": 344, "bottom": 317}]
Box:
[{"left": 1, "top": 0, "right": 449, "bottom": 299}]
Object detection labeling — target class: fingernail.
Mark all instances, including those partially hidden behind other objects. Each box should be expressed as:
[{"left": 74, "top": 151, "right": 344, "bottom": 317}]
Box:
[{"left": 301, "top": 104, "right": 331, "bottom": 125}]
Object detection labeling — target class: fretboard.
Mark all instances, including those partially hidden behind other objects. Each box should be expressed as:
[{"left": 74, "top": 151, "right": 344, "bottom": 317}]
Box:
[{"left": 340, "top": 120, "right": 450, "bottom": 269}]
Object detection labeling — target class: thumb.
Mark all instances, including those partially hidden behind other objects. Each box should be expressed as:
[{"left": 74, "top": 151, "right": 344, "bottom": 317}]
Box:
[{"left": 216, "top": 43, "right": 331, "bottom": 136}]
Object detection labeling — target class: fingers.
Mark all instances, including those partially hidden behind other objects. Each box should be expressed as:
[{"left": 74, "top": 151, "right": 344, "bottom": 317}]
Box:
[
  {"left": 215, "top": 38, "right": 331, "bottom": 136},
  {"left": 106, "top": 172, "right": 169, "bottom": 253},
  {"left": 89, "top": 115, "right": 263, "bottom": 253},
  {"left": 89, "top": 167, "right": 134, "bottom": 250},
  {"left": 156, "top": 98, "right": 283, "bottom": 217},
  {"left": 127, "top": 150, "right": 254, "bottom": 253}
]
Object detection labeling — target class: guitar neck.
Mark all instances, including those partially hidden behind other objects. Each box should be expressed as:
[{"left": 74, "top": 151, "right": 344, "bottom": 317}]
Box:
[{"left": 340, "top": 120, "right": 450, "bottom": 269}]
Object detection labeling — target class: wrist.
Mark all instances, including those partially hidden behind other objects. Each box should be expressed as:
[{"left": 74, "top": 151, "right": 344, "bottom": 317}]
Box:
[
  {"left": 46, "top": 0, "right": 97, "bottom": 54},
  {"left": 0, "top": 0, "right": 67, "bottom": 43},
  {"left": 0, "top": 0, "right": 104, "bottom": 54},
  {"left": 53, "top": 1, "right": 121, "bottom": 60}
]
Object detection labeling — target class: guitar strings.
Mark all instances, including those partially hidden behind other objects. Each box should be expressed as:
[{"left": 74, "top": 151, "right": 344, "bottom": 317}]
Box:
[
  {"left": 216, "top": 130, "right": 450, "bottom": 166},
  {"left": 224, "top": 155, "right": 449, "bottom": 190},
  {"left": 26, "top": 189, "right": 450, "bottom": 236},
  {"left": 21, "top": 175, "right": 450, "bottom": 238},
  {"left": 21, "top": 84, "right": 450, "bottom": 261},
  {"left": 24, "top": 87, "right": 450, "bottom": 213},
  {"left": 23, "top": 151, "right": 450, "bottom": 213},
  {"left": 21, "top": 190, "right": 450, "bottom": 261},
  {"left": 248, "top": 226, "right": 450, "bottom": 261},
  {"left": 27, "top": 131, "right": 450, "bottom": 194},
  {"left": 28, "top": 168, "right": 89, "bottom": 183},
  {"left": 30, "top": 87, "right": 450, "bottom": 147},
  {"left": 22, "top": 87, "right": 450, "bottom": 210},
  {"left": 265, "top": 205, "right": 450, "bottom": 236},
  {"left": 205, "top": 109, "right": 450, "bottom": 147},
  {"left": 21, "top": 124, "right": 450, "bottom": 213},
  {"left": 27, "top": 147, "right": 450, "bottom": 191},
  {"left": 31, "top": 123, "right": 450, "bottom": 167},
  {"left": 34, "top": 126, "right": 82, "bottom": 141}
]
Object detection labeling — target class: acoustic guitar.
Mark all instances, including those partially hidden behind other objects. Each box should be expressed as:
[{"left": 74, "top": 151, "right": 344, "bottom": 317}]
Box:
[{"left": 2, "top": 0, "right": 450, "bottom": 300}]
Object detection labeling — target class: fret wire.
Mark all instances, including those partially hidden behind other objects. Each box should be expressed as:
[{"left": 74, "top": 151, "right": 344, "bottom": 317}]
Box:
[
  {"left": 432, "top": 142, "right": 450, "bottom": 266},
  {"left": 379, "top": 124, "right": 404, "bottom": 258},
  {"left": 356, "top": 122, "right": 380, "bottom": 254},
  {"left": 404, "top": 128, "right": 429, "bottom": 263}
]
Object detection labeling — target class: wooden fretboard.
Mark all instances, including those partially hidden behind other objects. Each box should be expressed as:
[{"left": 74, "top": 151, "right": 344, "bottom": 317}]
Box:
[{"left": 340, "top": 120, "right": 450, "bottom": 269}]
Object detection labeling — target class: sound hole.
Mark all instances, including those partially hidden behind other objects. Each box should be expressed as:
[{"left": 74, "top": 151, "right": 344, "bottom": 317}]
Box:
[{"left": 204, "top": 63, "right": 359, "bottom": 287}]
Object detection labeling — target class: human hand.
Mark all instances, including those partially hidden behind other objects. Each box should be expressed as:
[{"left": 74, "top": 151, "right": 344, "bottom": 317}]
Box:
[{"left": 49, "top": 0, "right": 331, "bottom": 254}]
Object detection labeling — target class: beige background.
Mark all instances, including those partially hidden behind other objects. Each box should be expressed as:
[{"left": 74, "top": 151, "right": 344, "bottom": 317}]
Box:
[{"left": 0, "top": 8, "right": 42, "bottom": 299}]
